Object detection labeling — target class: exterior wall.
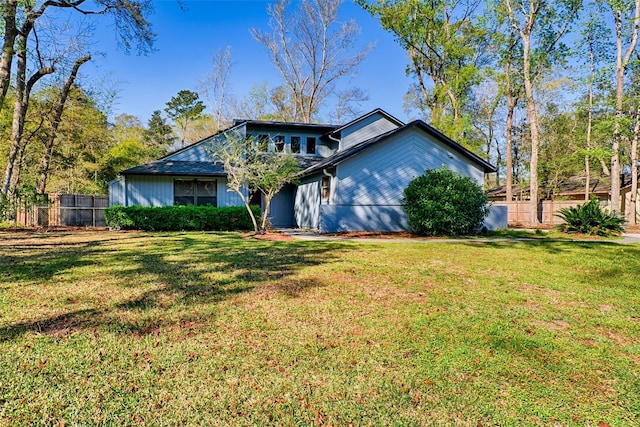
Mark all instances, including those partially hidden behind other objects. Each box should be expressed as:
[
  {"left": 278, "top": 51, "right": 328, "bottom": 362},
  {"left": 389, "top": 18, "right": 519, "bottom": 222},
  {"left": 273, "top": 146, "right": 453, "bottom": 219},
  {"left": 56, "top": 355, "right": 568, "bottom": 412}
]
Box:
[
  {"left": 217, "top": 180, "right": 246, "bottom": 207},
  {"left": 109, "top": 178, "right": 125, "bottom": 206},
  {"left": 340, "top": 113, "right": 400, "bottom": 150},
  {"left": 115, "top": 175, "right": 244, "bottom": 208},
  {"left": 294, "top": 179, "right": 321, "bottom": 229},
  {"left": 317, "top": 128, "right": 486, "bottom": 232},
  {"left": 125, "top": 175, "right": 174, "bottom": 206},
  {"left": 484, "top": 205, "right": 508, "bottom": 230},
  {"left": 319, "top": 205, "right": 504, "bottom": 233},
  {"left": 319, "top": 205, "right": 407, "bottom": 232},
  {"left": 245, "top": 126, "right": 335, "bottom": 158},
  {"left": 336, "top": 128, "right": 485, "bottom": 207},
  {"left": 269, "top": 184, "right": 296, "bottom": 228}
]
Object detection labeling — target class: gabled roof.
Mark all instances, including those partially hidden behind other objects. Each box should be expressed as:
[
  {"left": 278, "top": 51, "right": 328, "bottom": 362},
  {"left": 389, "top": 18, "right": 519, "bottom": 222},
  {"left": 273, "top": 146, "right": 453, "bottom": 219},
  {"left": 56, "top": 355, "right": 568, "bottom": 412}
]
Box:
[
  {"left": 121, "top": 161, "right": 227, "bottom": 177},
  {"left": 325, "top": 108, "right": 404, "bottom": 137},
  {"left": 303, "top": 120, "right": 496, "bottom": 175}
]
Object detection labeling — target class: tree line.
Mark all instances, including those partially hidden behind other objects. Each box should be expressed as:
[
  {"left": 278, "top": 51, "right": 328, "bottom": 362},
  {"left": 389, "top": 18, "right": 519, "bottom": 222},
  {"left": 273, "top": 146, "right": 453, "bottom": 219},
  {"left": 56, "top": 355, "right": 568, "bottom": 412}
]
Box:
[{"left": 2, "top": 0, "right": 640, "bottom": 226}]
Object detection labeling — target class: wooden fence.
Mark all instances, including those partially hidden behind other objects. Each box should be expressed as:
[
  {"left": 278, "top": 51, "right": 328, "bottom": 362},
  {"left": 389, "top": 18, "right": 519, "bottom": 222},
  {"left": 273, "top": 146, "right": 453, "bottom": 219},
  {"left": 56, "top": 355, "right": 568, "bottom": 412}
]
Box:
[
  {"left": 14, "top": 194, "right": 109, "bottom": 227},
  {"left": 491, "top": 200, "right": 584, "bottom": 226}
]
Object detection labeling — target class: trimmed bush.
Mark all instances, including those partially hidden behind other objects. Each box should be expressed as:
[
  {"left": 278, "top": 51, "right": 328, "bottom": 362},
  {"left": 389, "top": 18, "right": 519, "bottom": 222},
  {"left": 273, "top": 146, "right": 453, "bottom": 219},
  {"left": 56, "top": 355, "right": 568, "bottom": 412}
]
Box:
[
  {"left": 555, "top": 200, "right": 625, "bottom": 236},
  {"left": 402, "top": 167, "right": 489, "bottom": 236},
  {"left": 105, "top": 205, "right": 261, "bottom": 231}
]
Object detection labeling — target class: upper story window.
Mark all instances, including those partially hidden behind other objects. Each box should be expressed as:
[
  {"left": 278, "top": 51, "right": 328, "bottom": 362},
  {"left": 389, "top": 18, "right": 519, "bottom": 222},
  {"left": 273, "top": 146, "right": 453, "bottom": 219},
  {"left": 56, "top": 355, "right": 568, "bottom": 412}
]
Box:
[
  {"left": 274, "top": 135, "right": 285, "bottom": 152},
  {"left": 174, "top": 179, "right": 217, "bottom": 206},
  {"left": 306, "top": 137, "right": 316, "bottom": 155},
  {"left": 291, "top": 136, "right": 301, "bottom": 153},
  {"left": 256, "top": 134, "right": 269, "bottom": 151}
]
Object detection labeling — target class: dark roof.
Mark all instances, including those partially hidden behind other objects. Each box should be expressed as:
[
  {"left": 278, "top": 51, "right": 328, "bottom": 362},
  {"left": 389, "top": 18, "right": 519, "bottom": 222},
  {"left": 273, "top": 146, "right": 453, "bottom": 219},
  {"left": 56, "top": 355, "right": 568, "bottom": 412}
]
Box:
[
  {"left": 121, "top": 157, "right": 324, "bottom": 177},
  {"left": 303, "top": 120, "right": 496, "bottom": 176},
  {"left": 121, "top": 161, "right": 227, "bottom": 177},
  {"left": 325, "top": 108, "right": 404, "bottom": 137},
  {"left": 235, "top": 119, "right": 339, "bottom": 134}
]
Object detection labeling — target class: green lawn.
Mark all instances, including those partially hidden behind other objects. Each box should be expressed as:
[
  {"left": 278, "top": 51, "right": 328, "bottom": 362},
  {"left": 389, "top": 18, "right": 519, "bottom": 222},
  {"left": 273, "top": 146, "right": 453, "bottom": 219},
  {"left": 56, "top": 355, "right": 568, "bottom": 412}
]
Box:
[{"left": 0, "top": 231, "right": 638, "bottom": 426}]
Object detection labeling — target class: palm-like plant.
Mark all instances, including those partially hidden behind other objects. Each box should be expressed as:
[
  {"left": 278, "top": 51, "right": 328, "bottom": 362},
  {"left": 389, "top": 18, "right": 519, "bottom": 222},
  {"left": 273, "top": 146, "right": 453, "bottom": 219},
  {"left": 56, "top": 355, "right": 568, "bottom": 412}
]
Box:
[{"left": 556, "top": 200, "right": 625, "bottom": 236}]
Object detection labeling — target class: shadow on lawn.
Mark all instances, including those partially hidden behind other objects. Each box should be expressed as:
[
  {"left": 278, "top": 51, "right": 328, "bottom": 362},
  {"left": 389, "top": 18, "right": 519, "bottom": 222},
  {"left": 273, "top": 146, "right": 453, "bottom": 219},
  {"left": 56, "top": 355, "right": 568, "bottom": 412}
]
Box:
[{"left": 0, "top": 232, "right": 347, "bottom": 341}]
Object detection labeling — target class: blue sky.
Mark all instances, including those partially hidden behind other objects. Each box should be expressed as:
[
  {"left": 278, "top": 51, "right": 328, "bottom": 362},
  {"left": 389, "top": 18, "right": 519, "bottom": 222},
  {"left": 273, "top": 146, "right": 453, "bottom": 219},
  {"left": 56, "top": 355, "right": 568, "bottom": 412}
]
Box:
[{"left": 83, "top": 0, "right": 414, "bottom": 124}]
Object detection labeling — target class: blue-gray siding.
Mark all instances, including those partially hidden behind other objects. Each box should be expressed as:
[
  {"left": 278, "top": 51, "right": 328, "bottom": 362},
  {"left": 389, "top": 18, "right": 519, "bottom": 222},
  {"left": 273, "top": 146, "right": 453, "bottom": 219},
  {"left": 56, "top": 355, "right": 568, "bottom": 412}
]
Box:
[
  {"left": 109, "top": 175, "right": 245, "bottom": 207},
  {"left": 294, "top": 180, "right": 320, "bottom": 229},
  {"left": 340, "top": 113, "right": 400, "bottom": 150},
  {"left": 316, "top": 127, "right": 486, "bottom": 232},
  {"left": 336, "top": 128, "right": 484, "bottom": 207},
  {"left": 109, "top": 177, "right": 125, "bottom": 206}
]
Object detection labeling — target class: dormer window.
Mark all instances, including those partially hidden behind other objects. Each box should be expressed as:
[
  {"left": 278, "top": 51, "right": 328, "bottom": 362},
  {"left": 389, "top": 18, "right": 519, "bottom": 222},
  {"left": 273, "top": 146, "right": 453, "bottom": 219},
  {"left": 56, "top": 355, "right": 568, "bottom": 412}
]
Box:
[
  {"left": 256, "top": 134, "right": 269, "bottom": 151},
  {"left": 306, "top": 137, "right": 316, "bottom": 155},
  {"left": 291, "top": 136, "right": 301, "bottom": 153},
  {"left": 274, "top": 135, "right": 285, "bottom": 152}
]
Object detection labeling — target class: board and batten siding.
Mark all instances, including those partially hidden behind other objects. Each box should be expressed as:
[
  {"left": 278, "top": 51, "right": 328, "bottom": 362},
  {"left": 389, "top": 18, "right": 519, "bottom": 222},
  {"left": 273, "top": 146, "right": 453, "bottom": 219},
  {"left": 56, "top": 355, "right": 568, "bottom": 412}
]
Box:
[{"left": 340, "top": 113, "right": 400, "bottom": 150}]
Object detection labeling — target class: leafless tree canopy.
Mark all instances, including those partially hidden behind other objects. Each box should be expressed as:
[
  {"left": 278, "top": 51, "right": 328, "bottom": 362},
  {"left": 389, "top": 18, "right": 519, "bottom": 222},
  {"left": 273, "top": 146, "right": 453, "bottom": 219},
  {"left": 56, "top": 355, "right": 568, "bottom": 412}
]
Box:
[{"left": 252, "top": 0, "right": 371, "bottom": 123}]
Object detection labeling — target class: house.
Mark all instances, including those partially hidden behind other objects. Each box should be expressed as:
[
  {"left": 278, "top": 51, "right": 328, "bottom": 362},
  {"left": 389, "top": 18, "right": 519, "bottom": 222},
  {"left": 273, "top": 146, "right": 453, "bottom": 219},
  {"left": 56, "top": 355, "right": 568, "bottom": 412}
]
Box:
[{"left": 109, "top": 109, "right": 502, "bottom": 232}]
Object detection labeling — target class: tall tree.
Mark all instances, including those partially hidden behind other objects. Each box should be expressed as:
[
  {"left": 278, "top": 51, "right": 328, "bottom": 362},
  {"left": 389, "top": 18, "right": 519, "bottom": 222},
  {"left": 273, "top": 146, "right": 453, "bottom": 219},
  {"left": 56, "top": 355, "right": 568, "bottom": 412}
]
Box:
[
  {"left": 0, "top": 0, "right": 155, "bottom": 196},
  {"left": 200, "top": 46, "right": 234, "bottom": 131},
  {"left": 605, "top": 0, "right": 640, "bottom": 213},
  {"left": 503, "top": 0, "right": 581, "bottom": 225},
  {"left": 360, "top": 0, "right": 489, "bottom": 149},
  {"left": 253, "top": 0, "right": 370, "bottom": 123},
  {"left": 164, "top": 90, "right": 205, "bottom": 147},
  {"left": 36, "top": 55, "right": 91, "bottom": 194},
  {"left": 145, "top": 110, "right": 175, "bottom": 156}
]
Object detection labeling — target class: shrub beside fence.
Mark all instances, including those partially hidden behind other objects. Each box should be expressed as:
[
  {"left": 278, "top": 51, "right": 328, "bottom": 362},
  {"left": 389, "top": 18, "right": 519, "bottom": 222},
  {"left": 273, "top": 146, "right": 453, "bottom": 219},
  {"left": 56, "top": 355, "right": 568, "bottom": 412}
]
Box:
[{"left": 105, "top": 205, "right": 261, "bottom": 231}]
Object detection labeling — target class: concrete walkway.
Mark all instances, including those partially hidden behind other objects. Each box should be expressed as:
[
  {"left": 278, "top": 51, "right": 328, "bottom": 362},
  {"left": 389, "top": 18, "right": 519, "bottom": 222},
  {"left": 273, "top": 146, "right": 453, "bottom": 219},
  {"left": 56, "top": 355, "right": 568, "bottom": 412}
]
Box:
[{"left": 280, "top": 228, "right": 640, "bottom": 244}]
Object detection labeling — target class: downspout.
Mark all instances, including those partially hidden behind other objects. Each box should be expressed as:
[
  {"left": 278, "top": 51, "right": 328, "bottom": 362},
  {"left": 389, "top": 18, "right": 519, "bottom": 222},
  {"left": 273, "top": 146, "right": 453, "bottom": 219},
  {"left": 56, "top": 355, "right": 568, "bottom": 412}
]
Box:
[
  {"left": 327, "top": 131, "right": 341, "bottom": 152},
  {"left": 322, "top": 168, "right": 335, "bottom": 205}
]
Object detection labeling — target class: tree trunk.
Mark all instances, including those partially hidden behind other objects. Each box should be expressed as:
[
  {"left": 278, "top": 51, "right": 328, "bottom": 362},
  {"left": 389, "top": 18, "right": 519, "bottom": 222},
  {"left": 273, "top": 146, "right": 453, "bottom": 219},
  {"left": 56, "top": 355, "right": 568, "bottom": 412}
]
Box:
[
  {"left": 521, "top": 33, "right": 540, "bottom": 225},
  {"left": 1, "top": 14, "right": 54, "bottom": 196},
  {"left": 611, "top": 1, "right": 640, "bottom": 213},
  {"left": 585, "top": 38, "right": 595, "bottom": 201},
  {"left": 36, "top": 55, "right": 91, "bottom": 194},
  {"left": 505, "top": 76, "right": 515, "bottom": 202},
  {"left": 630, "top": 105, "right": 640, "bottom": 225},
  {"left": 0, "top": 0, "right": 18, "bottom": 110}
]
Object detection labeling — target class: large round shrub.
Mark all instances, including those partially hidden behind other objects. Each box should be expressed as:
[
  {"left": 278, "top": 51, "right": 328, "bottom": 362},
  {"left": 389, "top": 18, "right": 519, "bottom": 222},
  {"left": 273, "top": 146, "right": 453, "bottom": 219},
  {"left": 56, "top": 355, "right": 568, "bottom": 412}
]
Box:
[{"left": 402, "top": 167, "right": 489, "bottom": 236}]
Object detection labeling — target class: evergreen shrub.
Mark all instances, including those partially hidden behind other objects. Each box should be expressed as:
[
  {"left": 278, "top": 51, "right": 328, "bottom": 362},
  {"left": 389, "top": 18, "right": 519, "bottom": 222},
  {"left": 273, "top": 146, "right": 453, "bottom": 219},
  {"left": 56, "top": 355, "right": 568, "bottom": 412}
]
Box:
[
  {"left": 402, "top": 167, "right": 489, "bottom": 236},
  {"left": 105, "top": 205, "right": 260, "bottom": 231},
  {"left": 556, "top": 199, "right": 625, "bottom": 236}
]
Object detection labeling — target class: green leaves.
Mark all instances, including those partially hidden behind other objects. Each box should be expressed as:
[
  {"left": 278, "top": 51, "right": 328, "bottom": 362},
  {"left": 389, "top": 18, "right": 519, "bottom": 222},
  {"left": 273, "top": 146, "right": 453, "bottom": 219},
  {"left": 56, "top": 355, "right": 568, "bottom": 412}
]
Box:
[
  {"left": 402, "top": 167, "right": 489, "bottom": 236},
  {"left": 556, "top": 199, "right": 625, "bottom": 236}
]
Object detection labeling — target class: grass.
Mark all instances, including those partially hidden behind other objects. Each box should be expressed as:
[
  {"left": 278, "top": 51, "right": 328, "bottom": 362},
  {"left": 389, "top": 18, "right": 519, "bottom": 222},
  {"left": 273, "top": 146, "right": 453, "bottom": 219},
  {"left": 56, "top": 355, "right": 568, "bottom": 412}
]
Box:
[{"left": 0, "top": 230, "right": 638, "bottom": 426}]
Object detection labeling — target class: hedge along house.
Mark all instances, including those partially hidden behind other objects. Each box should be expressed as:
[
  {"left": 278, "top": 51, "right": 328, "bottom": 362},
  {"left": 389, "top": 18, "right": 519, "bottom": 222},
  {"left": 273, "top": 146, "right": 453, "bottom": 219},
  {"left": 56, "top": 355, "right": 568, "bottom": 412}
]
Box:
[{"left": 109, "top": 109, "right": 501, "bottom": 232}]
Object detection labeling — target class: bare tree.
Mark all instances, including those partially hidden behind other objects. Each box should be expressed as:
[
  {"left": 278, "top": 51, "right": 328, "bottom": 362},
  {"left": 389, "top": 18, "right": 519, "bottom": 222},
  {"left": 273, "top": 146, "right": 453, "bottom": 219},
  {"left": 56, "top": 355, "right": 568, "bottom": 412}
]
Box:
[
  {"left": 252, "top": 0, "right": 371, "bottom": 123},
  {"left": 200, "top": 46, "right": 234, "bottom": 131}
]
